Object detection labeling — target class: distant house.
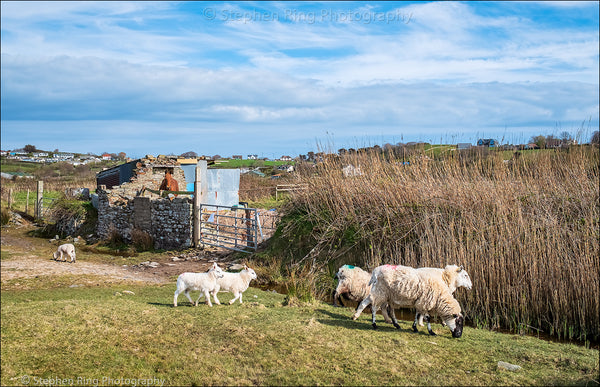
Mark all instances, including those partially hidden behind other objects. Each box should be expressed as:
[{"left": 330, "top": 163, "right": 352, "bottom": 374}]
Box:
[
  {"left": 280, "top": 155, "right": 292, "bottom": 161},
  {"left": 247, "top": 154, "right": 258, "bottom": 160},
  {"left": 525, "top": 143, "right": 538, "bottom": 150},
  {"left": 232, "top": 155, "right": 243, "bottom": 160},
  {"left": 33, "top": 152, "right": 48, "bottom": 157},
  {"left": 342, "top": 164, "right": 362, "bottom": 177},
  {"left": 102, "top": 153, "right": 112, "bottom": 160},
  {"left": 477, "top": 139, "right": 497, "bottom": 147}
]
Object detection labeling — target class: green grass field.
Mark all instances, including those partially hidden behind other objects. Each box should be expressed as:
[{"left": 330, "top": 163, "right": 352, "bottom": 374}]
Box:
[{"left": 1, "top": 278, "right": 598, "bottom": 386}]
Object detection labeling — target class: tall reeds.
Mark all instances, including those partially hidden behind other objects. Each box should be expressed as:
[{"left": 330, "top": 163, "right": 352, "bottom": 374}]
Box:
[{"left": 278, "top": 146, "right": 599, "bottom": 342}]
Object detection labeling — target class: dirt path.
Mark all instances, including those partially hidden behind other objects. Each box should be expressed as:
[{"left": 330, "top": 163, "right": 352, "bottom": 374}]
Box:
[
  {"left": 1, "top": 254, "right": 165, "bottom": 283},
  {"left": 1, "top": 223, "right": 239, "bottom": 286}
]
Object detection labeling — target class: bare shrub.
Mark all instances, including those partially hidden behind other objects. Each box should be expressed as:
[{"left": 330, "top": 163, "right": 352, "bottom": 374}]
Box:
[
  {"left": 131, "top": 228, "right": 154, "bottom": 251},
  {"left": 106, "top": 225, "right": 125, "bottom": 249}
]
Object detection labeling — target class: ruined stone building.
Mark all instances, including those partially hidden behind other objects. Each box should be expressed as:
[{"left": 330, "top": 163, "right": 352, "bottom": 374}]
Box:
[{"left": 95, "top": 155, "right": 239, "bottom": 250}]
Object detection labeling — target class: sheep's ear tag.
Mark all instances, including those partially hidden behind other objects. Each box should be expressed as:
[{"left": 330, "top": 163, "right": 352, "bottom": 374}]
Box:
[{"left": 346, "top": 265, "right": 355, "bottom": 269}]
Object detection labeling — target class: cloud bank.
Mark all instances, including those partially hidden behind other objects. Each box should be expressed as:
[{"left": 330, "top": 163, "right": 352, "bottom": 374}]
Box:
[{"left": 1, "top": 1, "right": 598, "bottom": 157}]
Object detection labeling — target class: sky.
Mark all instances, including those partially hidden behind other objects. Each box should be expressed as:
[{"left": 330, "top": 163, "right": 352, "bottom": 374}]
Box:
[{"left": 1, "top": 1, "right": 598, "bottom": 159}]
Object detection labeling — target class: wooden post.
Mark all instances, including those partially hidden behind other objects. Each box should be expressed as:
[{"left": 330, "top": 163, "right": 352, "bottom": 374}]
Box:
[
  {"left": 36, "top": 181, "right": 43, "bottom": 219},
  {"left": 193, "top": 160, "right": 208, "bottom": 247},
  {"left": 26, "top": 190, "right": 30, "bottom": 215},
  {"left": 8, "top": 188, "right": 13, "bottom": 209}
]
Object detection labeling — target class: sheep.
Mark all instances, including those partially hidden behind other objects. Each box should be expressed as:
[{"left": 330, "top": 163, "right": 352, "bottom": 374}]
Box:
[
  {"left": 173, "top": 262, "right": 224, "bottom": 307},
  {"left": 352, "top": 264, "right": 465, "bottom": 338},
  {"left": 360, "top": 264, "right": 471, "bottom": 327},
  {"left": 333, "top": 265, "right": 395, "bottom": 323},
  {"left": 412, "top": 265, "right": 472, "bottom": 327},
  {"left": 211, "top": 265, "right": 257, "bottom": 304},
  {"left": 332, "top": 265, "right": 372, "bottom": 307},
  {"left": 53, "top": 243, "right": 76, "bottom": 263}
]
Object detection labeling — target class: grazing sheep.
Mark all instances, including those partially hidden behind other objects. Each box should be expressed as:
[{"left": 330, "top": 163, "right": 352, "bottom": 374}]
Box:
[
  {"left": 53, "top": 243, "right": 76, "bottom": 263},
  {"left": 212, "top": 265, "right": 257, "bottom": 304},
  {"left": 173, "top": 262, "right": 224, "bottom": 307},
  {"left": 352, "top": 265, "right": 464, "bottom": 338},
  {"left": 413, "top": 265, "right": 472, "bottom": 327}
]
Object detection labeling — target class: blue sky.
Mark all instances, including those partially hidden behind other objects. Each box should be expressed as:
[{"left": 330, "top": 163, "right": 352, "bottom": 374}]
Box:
[{"left": 1, "top": 1, "right": 598, "bottom": 159}]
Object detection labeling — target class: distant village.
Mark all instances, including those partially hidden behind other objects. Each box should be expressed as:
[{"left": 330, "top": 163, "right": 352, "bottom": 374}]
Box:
[
  {"left": 0, "top": 149, "right": 295, "bottom": 165},
  {"left": 0, "top": 134, "right": 583, "bottom": 169}
]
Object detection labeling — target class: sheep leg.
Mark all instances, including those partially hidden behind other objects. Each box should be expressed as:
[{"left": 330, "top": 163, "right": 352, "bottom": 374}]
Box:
[
  {"left": 371, "top": 304, "right": 379, "bottom": 329},
  {"left": 388, "top": 307, "right": 401, "bottom": 330},
  {"left": 212, "top": 291, "right": 221, "bottom": 305},
  {"left": 412, "top": 313, "right": 420, "bottom": 333},
  {"left": 228, "top": 292, "right": 238, "bottom": 304},
  {"left": 203, "top": 290, "right": 213, "bottom": 307},
  {"left": 332, "top": 290, "right": 342, "bottom": 307},
  {"left": 184, "top": 290, "right": 196, "bottom": 306},
  {"left": 173, "top": 291, "right": 180, "bottom": 307},
  {"left": 352, "top": 295, "right": 372, "bottom": 320},
  {"left": 381, "top": 303, "right": 393, "bottom": 324},
  {"left": 425, "top": 315, "right": 436, "bottom": 336}
]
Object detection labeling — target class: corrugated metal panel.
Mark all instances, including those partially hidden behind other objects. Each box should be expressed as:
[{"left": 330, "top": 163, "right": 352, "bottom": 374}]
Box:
[
  {"left": 206, "top": 169, "right": 240, "bottom": 207},
  {"left": 179, "top": 164, "right": 239, "bottom": 207}
]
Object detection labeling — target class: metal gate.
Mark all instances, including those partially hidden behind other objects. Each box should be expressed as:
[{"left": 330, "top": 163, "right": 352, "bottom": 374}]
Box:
[{"left": 198, "top": 203, "right": 278, "bottom": 253}]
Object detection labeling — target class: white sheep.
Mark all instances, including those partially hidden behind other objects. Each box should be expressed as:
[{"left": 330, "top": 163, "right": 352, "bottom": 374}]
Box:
[
  {"left": 333, "top": 265, "right": 372, "bottom": 307},
  {"left": 412, "top": 265, "right": 472, "bottom": 327},
  {"left": 333, "top": 264, "right": 394, "bottom": 323},
  {"left": 173, "top": 262, "right": 224, "bottom": 307},
  {"left": 211, "top": 265, "right": 257, "bottom": 304},
  {"left": 352, "top": 264, "right": 465, "bottom": 338},
  {"left": 53, "top": 243, "right": 76, "bottom": 263}
]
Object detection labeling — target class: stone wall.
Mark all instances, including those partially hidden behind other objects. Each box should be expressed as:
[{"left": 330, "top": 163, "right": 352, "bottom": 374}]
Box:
[{"left": 96, "top": 187, "right": 193, "bottom": 250}]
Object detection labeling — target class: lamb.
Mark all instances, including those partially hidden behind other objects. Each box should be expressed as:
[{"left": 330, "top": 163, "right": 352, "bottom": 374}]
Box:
[
  {"left": 211, "top": 265, "right": 257, "bottom": 304},
  {"left": 173, "top": 262, "right": 224, "bottom": 307},
  {"left": 352, "top": 264, "right": 465, "bottom": 338},
  {"left": 52, "top": 243, "right": 76, "bottom": 263}
]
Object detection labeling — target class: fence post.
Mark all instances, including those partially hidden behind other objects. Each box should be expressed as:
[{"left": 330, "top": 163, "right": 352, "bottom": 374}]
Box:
[
  {"left": 26, "top": 190, "right": 30, "bottom": 215},
  {"left": 193, "top": 160, "right": 208, "bottom": 247},
  {"left": 8, "top": 188, "right": 13, "bottom": 209},
  {"left": 36, "top": 181, "right": 44, "bottom": 219}
]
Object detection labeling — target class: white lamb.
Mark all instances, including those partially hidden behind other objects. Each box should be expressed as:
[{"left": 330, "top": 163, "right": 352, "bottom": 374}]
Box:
[
  {"left": 173, "top": 262, "right": 224, "bottom": 307},
  {"left": 53, "top": 243, "right": 76, "bottom": 263},
  {"left": 352, "top": 264, "right": 465, "bottom": 338},
  {"left": 211, "top": 265, "right": 257, "bottom": 304}
]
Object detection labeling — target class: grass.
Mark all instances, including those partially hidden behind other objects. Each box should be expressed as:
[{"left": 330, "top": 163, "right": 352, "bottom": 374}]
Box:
[
  {"left": 214, "top": 159, "right": 294, "bottom": 169},
  {"left": 1, "top": 280, "right": 598, "bottom": 386}
]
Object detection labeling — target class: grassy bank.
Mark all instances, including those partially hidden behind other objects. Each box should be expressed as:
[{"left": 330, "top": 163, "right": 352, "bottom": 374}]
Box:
[
  {"left": 1, "top": 280, "right": 598, "bottom": 386},
  {"left": 253, "top": 145, "right": 599, "bottom": 343}
]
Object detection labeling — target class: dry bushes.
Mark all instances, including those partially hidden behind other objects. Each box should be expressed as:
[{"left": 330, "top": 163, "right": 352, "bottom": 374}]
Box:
[{"left": 281, "top": 146, "right": 599, "bottom": 342}]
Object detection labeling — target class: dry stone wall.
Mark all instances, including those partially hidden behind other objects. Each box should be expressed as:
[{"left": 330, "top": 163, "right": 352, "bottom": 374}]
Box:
[{"left": 96, "top": 187, "right": 193, "bottom": 250}]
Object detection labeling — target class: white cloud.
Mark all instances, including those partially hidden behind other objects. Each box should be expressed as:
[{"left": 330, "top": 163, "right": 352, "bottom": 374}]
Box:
[{"left": 1, "top": 1, "right": 598, "bottom": 156}]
